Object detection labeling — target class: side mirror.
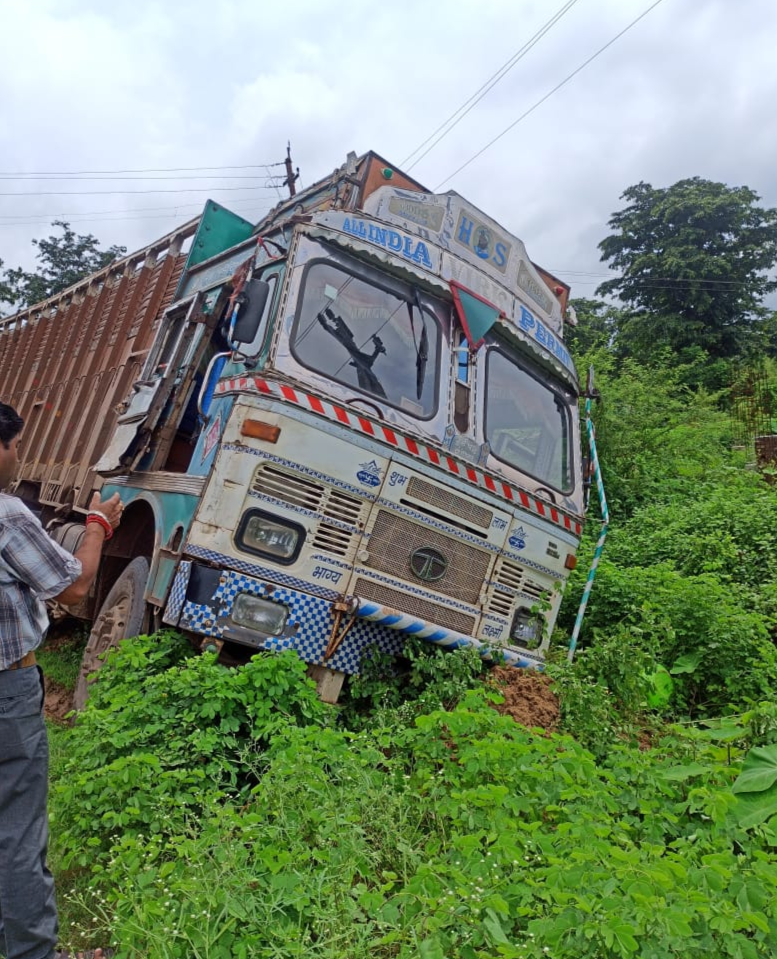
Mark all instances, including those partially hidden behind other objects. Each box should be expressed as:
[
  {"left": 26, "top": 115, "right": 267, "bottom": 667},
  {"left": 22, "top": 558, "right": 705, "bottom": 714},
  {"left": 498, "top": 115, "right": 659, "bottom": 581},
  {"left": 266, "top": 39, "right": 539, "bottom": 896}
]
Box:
[{"left": 232, "top": 278, "right": 270, "bottom": 346}]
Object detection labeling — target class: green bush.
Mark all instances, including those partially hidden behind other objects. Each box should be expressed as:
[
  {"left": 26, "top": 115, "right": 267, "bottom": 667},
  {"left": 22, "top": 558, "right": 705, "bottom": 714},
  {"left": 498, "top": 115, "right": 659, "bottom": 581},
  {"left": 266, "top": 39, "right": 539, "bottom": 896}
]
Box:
[
  {"left": 565, "top": 560, "right": 777, "bottom": 716},
  {"left": 53, "top": 630, "right": 329, "bottom": 866},
  {"left": 77, "top": 695, "right": 777, "bottom": 959},
  {"left": 606, "top": 471, "right": 777, "bottom": 597},
  {"left": 339, "top": 636, "right": 486, "bottom": 730}
]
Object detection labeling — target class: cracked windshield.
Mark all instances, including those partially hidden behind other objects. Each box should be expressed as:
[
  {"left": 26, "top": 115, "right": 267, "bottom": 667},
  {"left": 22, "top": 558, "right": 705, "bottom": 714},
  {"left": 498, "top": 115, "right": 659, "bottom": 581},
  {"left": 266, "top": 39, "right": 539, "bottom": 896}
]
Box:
[
  {"left": 291, "top": 261, "right": 441, "bottom": 417},
  {"left": 485, "top": 348, "right": 572, "bottom": 493}
]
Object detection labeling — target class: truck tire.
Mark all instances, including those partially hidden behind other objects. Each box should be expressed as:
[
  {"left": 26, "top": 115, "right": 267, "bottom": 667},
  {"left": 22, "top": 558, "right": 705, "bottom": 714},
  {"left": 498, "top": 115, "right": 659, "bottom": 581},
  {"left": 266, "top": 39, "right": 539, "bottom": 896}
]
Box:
[{"left": 73, "top": 556, "right": 150, "bottom": 710}]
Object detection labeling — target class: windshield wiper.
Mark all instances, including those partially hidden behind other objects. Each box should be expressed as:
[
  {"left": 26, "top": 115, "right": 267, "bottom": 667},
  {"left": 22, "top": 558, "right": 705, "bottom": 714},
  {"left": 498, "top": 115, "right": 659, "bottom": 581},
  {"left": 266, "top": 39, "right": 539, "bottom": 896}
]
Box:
[
  {"left": 408, "top": 289, "right": 428, "bottom": 400},
  {"left": 317, "top": 307, "right": 387, "bottom": 398}
]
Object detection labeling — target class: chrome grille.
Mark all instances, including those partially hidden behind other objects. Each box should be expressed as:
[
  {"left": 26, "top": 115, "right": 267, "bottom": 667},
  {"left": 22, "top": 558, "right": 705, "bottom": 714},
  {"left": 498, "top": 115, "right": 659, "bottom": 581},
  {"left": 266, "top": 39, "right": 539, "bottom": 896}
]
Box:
[
  {"left": 365, "top": 509, "right": 490, "bottom": 605},
  {"left": 355, "top": 578, "right": 476, "bottom": 635},
  {"left": 405, "top": 476, "right": 493, "bottom": 530}
]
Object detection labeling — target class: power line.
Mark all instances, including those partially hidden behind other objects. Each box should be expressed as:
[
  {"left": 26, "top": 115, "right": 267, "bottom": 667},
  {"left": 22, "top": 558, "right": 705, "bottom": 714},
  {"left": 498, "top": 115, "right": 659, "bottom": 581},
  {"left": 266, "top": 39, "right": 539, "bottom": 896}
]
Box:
[
  {"left": 0, "top": 185, "right": 285, "bottom": 198},
  {"left": 553, "top": 270, "right": 749, "bottom": 286},
  {"left": 0, "top": 162, "right": 285, "bottom": 177},
  {"left": 0, "top": 174, "right": 285, "bottom": 183},
  {"left": 0, "top": 203, "right": 274, "bottom": 230},
  {"left": 402, "top": 0, "right": 581, "bottom": 171},
  {"left": 435, "top": 0, "right": 667, "bottom": 190}
]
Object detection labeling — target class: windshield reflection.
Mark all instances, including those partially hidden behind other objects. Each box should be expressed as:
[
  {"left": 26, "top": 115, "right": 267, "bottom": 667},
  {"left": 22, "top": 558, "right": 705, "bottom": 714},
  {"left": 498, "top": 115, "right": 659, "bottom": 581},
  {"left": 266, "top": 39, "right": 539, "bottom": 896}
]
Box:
[
  {"left": 485, "top": 348, "right": 572, "bottom": 492},
  {"left": 291, "top": 261, "right": 440, "bottom": 418}
]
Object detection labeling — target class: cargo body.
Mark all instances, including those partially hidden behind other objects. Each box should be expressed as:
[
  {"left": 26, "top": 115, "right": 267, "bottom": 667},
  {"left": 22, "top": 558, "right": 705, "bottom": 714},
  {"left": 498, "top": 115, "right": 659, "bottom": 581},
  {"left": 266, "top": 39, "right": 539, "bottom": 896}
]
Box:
[{"left": 0, "top": 152, "right": 586, "bottom": 703}]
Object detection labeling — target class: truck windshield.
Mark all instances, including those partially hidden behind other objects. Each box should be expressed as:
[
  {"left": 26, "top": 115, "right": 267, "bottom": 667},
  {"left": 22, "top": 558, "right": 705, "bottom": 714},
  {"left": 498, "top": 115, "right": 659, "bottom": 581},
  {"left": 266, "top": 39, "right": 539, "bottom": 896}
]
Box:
[
  {"left": 484, "top": 348, "right": 573, "bottom": 493},
  {"left": 291, "top": 260, "right": 441, "bottom": 418}
]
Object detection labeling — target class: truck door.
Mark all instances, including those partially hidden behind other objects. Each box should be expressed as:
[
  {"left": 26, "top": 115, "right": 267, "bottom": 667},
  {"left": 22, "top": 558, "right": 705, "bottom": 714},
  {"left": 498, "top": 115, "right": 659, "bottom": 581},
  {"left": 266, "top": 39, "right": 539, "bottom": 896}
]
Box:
[{"left": 95, "top": 291, "right": 221, "bottom": 473}]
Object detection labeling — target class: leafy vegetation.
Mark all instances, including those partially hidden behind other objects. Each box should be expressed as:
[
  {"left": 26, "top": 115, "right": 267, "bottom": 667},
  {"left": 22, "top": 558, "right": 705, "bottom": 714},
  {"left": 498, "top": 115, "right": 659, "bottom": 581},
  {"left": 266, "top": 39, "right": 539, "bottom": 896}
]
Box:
[
  {"left": 0, "top": 219, "right": 125, "bottom": 309},
  {"left": 596, "top": 178, "right": 777, "bottom": 363},
  {"left": 51, "top": 632, "right": 777, "bottom": 958}
]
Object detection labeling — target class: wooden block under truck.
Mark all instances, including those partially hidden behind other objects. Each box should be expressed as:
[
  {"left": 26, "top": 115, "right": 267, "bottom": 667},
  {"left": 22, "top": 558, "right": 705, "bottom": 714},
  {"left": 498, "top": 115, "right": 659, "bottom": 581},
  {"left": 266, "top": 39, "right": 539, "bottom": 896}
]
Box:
[{"left": 0, "top": 151, "right": 588, "bottom": 705}]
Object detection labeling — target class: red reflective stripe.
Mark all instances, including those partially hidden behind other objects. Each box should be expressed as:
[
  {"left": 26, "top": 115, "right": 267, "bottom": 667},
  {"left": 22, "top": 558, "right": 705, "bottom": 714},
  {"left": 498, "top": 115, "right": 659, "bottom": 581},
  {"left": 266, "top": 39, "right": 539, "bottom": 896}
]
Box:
[
  {"left": 228, "top": 382, "right": 585, "bottom": 535},
  {"left": 280, "top": 385, "right": 298, "bottom": 402}
]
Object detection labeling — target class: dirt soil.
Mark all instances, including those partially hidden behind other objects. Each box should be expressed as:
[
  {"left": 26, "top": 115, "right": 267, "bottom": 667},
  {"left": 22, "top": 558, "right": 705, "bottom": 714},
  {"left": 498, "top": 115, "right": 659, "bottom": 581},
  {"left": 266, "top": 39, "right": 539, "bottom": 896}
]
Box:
[
  {"left": 45, "top": 677, "right": 74, "bottom": 724},
  {"left": 488, "top": 666, "right": 560, "bottom": 732},
  {"left": 42, "top": 618, "right": 80, "bottom": 724}
]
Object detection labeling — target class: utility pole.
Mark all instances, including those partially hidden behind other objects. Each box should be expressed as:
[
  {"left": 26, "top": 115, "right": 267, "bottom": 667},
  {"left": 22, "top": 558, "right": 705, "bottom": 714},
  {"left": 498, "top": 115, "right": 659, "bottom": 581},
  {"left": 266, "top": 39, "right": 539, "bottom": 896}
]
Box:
[{"left": 283, "top": 143, "right": 299, "bottom": 198}]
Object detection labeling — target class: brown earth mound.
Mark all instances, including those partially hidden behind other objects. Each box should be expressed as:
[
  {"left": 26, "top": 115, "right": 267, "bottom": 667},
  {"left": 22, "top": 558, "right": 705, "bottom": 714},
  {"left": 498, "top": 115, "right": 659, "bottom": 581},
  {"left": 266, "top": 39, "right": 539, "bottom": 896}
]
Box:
[
  {"left": 488, "top": 666, "right": 560, "bottom": 732},
  {"left": 45, "top": 677, "right": 74, "bottom": 725}
]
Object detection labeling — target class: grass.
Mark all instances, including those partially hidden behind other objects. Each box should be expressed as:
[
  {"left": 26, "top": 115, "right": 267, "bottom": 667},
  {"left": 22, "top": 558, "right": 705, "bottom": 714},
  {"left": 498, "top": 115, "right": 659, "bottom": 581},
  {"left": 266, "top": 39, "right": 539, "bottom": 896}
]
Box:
[{"left": 38, "top": 622, "right": 88, "bottom": 690}]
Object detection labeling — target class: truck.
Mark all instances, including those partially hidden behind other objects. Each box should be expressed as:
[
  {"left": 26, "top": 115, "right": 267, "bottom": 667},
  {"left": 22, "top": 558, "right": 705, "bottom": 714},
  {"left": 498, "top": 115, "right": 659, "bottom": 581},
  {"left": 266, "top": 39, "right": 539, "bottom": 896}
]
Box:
[{"left": 0, "top": 150, "right": 588, "bottom": 707}]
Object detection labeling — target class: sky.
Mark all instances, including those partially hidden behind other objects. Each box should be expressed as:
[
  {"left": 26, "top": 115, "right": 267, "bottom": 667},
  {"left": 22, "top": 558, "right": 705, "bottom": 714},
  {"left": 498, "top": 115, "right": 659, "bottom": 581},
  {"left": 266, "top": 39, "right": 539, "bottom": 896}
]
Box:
[{"left": 1, "top": 0, "right": 776, "bottom": 305}]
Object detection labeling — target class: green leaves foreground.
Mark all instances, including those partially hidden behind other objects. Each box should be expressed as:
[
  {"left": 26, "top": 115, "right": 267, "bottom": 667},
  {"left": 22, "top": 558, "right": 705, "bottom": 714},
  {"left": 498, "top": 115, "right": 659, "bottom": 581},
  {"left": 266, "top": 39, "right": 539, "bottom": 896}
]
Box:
[{"left": 53, "top": 632, "right": 777, "bottom": 959}]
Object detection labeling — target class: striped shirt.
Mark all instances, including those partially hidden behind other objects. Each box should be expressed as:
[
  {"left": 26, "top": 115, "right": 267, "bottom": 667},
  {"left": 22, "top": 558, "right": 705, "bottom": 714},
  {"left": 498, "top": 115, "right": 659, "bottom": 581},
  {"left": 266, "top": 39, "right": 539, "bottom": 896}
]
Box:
[{"left": 0, "top": 493, "right": 81, "bottom": 669}]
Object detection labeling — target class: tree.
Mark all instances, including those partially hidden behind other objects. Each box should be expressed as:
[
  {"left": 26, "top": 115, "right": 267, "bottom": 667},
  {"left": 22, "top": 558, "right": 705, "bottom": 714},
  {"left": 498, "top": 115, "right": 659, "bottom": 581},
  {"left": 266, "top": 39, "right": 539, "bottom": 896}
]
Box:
[
  {"left": 565, "top": 297, "right": 625, "bottom": 357},
  {"left": 0, "top": 220, "right": 126, "bottom": 310},
  {"left": 596, "top": 178, "right": 777, "bottom": 362}
]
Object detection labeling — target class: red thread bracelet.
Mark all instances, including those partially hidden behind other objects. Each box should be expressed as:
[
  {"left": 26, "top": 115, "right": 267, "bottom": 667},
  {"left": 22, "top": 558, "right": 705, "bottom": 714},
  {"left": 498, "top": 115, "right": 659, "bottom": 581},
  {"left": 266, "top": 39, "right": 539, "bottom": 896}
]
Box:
[{"left": 86, "top": 511, "right": 114, "bottom": 540}]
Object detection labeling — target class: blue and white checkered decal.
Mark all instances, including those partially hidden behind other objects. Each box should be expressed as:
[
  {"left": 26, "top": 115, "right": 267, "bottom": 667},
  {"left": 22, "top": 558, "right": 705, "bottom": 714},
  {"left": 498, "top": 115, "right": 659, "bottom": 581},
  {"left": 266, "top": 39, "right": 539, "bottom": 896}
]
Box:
[
  {"left": 162, "top": 561, "right": 192, "bottom": 625},
  {"left": 172, "top": 565, "right": 405, "bottom": 674}
]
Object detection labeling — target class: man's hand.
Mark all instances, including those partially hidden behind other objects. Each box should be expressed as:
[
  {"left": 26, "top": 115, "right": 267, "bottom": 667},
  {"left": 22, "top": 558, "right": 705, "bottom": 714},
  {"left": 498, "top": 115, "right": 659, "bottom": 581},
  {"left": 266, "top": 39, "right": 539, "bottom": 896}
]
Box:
[{"left": 88, "top": 491, "right": 124, "bottom": 530}]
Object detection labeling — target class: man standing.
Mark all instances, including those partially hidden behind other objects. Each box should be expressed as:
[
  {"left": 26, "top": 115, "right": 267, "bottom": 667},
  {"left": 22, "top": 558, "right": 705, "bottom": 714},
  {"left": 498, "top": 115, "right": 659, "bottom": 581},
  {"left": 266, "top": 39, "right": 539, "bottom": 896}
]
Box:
[{"left": 0, "top": 402, "right": 122, "bottom": 959}]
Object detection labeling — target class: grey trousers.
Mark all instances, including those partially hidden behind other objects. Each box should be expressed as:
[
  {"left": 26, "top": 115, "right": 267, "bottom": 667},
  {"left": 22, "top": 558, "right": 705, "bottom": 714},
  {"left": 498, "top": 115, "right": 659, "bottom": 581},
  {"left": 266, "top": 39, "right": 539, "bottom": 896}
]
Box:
[{"left": 0, "top": 665, "right": 57, "bottom": 959}]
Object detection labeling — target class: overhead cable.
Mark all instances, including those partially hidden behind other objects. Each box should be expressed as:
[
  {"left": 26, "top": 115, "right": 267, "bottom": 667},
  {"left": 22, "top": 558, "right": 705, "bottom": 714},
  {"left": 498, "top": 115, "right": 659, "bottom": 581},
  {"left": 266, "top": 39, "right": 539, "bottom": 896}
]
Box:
[
  {"left": 0, "top": 162, "right": 285, "bottom": 177},
  {"left": 435, "top": 0, "right": 667, "bottom": 190},
  {"left": 402, "top": 0, "right": 582, "bottom": 171}
]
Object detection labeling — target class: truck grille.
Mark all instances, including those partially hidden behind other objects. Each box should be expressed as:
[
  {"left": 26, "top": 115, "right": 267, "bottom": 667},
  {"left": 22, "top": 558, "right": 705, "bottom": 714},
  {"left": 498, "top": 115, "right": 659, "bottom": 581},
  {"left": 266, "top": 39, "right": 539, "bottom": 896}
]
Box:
[
  {"left": 364, "top": 509, "right": 491, "bottom": 606},
  {"left": 251, "top": 464, "right": 365, "bottom": 559},
  {"left": 355, "top": 578, "right": 476, "bottom": 635},
  {"left": 486, "top": 558, "right": 548, "bottom": 617},
  {"left": 404, "top": 476, "right": 493, "bottom": 530}
]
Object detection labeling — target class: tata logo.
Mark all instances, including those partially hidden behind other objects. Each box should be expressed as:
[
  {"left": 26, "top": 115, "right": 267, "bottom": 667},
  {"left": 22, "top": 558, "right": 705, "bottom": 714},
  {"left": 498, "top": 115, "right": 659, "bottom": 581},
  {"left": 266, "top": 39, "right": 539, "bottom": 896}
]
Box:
[
  {"left": 356, "top": 460, "right": 382, "bottom": 488},
  {"left": 509, "top": 527, "right": 527, "bottom": 551},
  {"left": 410, "top": 546, "right": 449, "bottom": 583},
  {"left": 454, "top": 212, "right": 511, "bottom": 273}
]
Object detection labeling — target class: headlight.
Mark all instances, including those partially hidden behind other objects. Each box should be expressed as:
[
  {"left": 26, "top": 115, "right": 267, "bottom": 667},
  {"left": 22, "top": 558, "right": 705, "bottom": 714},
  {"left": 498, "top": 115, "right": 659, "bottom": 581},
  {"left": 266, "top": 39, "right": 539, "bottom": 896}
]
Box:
[
  {"left": 231, "top": 593, "right": 289, "bottom": 635},
  {"left": 510, "top": 607, "right": 544, "bottom": 649},
  {"left": 236, "top": 509, "right": 305, "bottom": 564}
]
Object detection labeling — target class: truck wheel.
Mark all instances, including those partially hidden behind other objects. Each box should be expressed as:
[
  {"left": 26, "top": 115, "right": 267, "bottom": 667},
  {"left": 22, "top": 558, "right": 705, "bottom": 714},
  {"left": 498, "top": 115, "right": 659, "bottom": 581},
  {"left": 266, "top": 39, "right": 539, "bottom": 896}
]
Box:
[{"left": 73, "top": 556, "right": 150, "bottom": 710}]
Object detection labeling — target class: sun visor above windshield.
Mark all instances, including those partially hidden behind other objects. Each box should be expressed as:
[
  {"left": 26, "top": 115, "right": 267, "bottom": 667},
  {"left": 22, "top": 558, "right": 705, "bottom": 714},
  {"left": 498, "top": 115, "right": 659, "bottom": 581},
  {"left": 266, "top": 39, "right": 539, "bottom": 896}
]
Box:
[{"left": 450, "top": 281, "right": 502, "bottom": 349}]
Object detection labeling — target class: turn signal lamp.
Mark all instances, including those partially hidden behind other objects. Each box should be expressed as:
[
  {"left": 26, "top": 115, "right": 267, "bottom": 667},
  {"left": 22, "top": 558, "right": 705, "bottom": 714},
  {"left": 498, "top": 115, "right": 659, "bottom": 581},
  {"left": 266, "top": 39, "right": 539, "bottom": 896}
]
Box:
[
  {"left": 564, "top": 554, "right": 578, "bottom": 570},
  {"left": 241, "top": 419, "right": 280, "bottom": 443}
]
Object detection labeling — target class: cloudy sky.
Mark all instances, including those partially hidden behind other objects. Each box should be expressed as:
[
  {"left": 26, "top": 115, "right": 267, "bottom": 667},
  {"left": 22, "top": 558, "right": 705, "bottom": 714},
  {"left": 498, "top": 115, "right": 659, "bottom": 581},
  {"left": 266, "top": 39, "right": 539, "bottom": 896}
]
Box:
[{"left": 1, "top": 0, "right": 775, "bottom": 303}]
